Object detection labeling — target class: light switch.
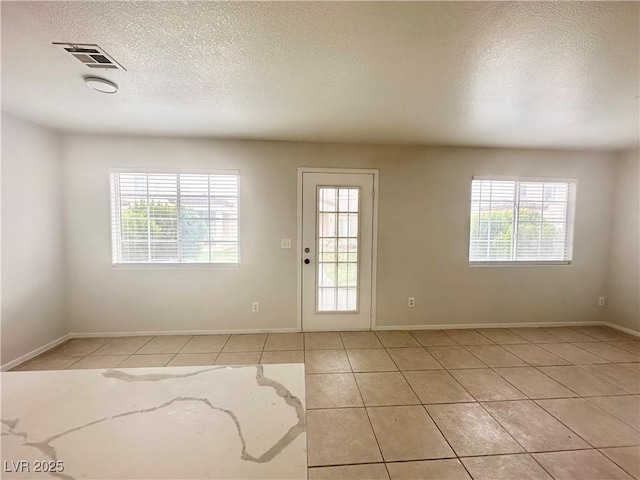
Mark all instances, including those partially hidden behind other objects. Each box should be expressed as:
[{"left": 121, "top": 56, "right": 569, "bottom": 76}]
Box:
[{"left": 281, "top": 238, "right": 292, "bottom": 249}]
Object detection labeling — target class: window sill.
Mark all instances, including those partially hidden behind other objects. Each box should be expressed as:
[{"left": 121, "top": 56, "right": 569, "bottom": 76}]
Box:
[
  {"left": 469, "top": 261, "right": 571, "bottom": 267},
  {"left": 112, "top": 263, "right": 240, "bottom": 269}
]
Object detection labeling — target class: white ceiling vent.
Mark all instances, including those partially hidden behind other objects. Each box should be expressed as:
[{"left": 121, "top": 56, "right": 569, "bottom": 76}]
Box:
[{"left": 52, "top": 42, "right": 126, "bottom": 71}]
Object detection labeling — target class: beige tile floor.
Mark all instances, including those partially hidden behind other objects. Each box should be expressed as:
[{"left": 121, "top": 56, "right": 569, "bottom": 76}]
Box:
[{"left": 12, "top": 325, "right": 640, "bottom": 480}]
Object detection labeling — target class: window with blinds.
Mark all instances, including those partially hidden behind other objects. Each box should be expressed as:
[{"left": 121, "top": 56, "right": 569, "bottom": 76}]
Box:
[
  {"left": 110, "top": 171, "right": 239, "bottom": 265},
  {"left": 469, "top": 177, "right": 576, "bottom": 264}
]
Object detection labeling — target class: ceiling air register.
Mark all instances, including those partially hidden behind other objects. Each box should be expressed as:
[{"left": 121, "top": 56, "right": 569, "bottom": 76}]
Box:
[{"left": 52, "top": 42, "right": 126, "bottom": 71}]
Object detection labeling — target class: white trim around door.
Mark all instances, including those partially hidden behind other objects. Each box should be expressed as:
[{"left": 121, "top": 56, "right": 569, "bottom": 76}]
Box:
[{"left": 297, "top": 167, "right": 379, "bottom": 332}]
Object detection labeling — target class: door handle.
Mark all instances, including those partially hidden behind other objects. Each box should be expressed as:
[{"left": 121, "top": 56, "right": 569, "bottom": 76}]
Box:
[{"left": 304, "top": 259, "right": 310, "bottom": 264}]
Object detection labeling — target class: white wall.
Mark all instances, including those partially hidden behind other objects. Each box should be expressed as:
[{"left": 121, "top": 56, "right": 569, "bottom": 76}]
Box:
[
  {"left": 1, "top": 114, "right": 67, "bottom": 365},
  {"left": 605, "top": 148, "right": 640, "bottom": 333},
  {"left": 62, "top": 134, "right": 615, "bottom": 334}
]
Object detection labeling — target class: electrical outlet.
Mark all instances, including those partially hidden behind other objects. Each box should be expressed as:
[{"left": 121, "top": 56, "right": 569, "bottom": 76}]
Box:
[
  {"left": 408, "top": 297, "right": 415, "bottom": 308},
  {"left": 252, "top": 302, "right": 260, "bottom": 312},
  {"left": 280, "top": 238, "right": 292, "bottom": 249},
  {"left": 598, "top": 297, "right": 606, "bottom": 306}
]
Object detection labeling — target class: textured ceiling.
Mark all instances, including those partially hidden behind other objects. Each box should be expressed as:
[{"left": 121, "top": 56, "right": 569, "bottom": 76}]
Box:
[{"left": 1, "top": 1, "right": 638, "bottom": 149}]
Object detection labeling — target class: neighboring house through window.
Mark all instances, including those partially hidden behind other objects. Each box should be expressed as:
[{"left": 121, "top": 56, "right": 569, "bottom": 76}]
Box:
[
  {"left": 110, "top": 170, "right": 239, "bottom": 265},
  {"left": 469, "top": 177, "right": 577, "bottom": 265}
]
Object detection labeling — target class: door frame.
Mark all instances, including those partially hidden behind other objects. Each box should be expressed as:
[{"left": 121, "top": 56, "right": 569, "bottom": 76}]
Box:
[{"left": 296, "top": 167, "right": 380, "bottom": 332}]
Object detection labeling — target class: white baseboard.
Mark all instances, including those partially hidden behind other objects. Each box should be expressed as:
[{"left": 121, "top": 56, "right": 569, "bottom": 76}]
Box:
[
  {"left": 1, "top": 334, "right": 71, "bottom": 372},
  {"left": 602, "top": 322, "right": 640, "bottom": 338},
  {"left": 374, "top": 321, "right": 601, "bottom": 331},
  {"left": 69, "top": 327, "right": 299, "bottom": 338}
]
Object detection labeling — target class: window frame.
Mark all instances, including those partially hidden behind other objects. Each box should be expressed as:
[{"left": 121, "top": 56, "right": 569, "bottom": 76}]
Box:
[
  {"left": 109, "top": 167, "right": 241, "bottom": 268},
  {"left": 467, "top": 175, "right": 577, "bottom": 267}
]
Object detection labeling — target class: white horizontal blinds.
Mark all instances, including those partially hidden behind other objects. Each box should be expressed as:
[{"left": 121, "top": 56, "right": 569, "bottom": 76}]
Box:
[
  {"left": 470, "top": 180, "right": 517, "bottom": 261},
  {"left": 469, "top": 178, "right": 575, "bottom": 262},
  {"left": 516, "top": 181, "right": 570, "bottom": 261},
  {"left": 180, "top": 173, "right": 239, "bottom": 263},
  {"left": 111, "top": 172, "right": 239, "bottom": 264}
]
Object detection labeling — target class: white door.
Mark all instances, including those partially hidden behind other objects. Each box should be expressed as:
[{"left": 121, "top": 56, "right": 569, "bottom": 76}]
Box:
[{"left": 301, "top": 171, "right": 376, "bottom": 331}]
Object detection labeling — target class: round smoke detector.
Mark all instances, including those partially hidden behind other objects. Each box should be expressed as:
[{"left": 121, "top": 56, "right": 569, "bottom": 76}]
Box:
[{"left": 85, "top": 77, "right": 118, "bottom": 94}]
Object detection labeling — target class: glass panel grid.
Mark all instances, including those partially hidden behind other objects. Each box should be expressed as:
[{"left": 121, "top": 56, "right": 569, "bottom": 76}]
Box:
[{"left": 317, "top": 186, "right": 360, "bottom": 312}]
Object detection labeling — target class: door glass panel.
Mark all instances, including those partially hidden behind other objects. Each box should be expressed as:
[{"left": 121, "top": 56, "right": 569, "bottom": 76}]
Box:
[{"left": 317, "top": 186, "right": 360, "bottom": 312}]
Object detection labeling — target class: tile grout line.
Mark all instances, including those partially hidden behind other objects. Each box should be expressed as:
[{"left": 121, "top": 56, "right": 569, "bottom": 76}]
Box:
[
  {"left": 582, "top": 396, "right": 640, "bottom": 432},
  {"left": 487, "top": 363, "right": 640, "bottom": 439},
  {"left": 534, "top": 393, "right": 640, "bottom": 447},
  {"left": 382, "top": 342, "right": 469, "bottom": 474},
  {"left": 466, "top": 395, "right": 618, "bottom": 480},
  {"left": 574, "top": 364, "right": 634, "bottom": 393},
  {"left": 536, "top": 342, "right": 611, "bottom": 364},
  {"left": 475, "top": 392, "right": 572, "bottom": 457},
  {"left": 531, "top": 364, "right": 613, "bottom": 398},
  {"left": 350, "top": 366, "right": 388, "bottom": 474},
  {"left": 596, "top": 447, "right": 640, "bottom": 479},
  {"left": 305, "top": 444, "right": 638, "bottom": 478},
  {"left": 485, "top": 365, "right": 557, "bottom": 401},
  {"left": 530, "top": 398, "right": 601, "bottom": 452},
  {"left": 394, "top": 370, "right": 462, "bottom": 466}
]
